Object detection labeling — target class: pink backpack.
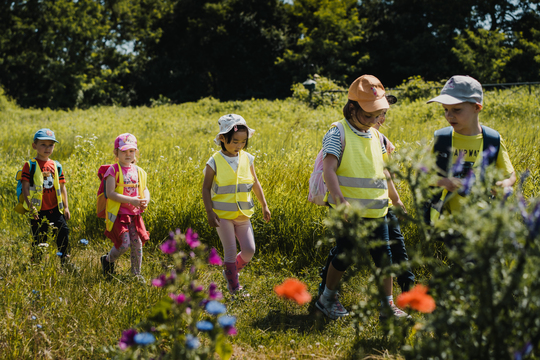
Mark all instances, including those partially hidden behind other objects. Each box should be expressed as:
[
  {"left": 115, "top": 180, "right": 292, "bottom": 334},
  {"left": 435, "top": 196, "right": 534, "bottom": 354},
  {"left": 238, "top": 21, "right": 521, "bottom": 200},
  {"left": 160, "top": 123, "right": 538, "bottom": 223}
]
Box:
[{"left": 308, "top": 121, "right": 346, "bottom": 206}]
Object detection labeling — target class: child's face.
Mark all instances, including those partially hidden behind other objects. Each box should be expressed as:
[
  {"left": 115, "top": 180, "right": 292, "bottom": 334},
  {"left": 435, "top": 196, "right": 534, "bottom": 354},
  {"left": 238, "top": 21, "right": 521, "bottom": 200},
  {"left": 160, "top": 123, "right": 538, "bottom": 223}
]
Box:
[
  {"left": 32, "top": 140, "right": 56, "bottom": 160},
  {"left": 351, "top": 106, "right": 384, "bottom": 130},
  {"left": 220, "top": 130, "right": 248, "bottom": 157},
  {"left": 442, "top": 102, "right": 482, "bottom": 134},
  {"left": 374, "top": 110, "right": 387, "bottom": 130},
  {"left": 116, "top": 148, "right": 137, "bottom": 166}
]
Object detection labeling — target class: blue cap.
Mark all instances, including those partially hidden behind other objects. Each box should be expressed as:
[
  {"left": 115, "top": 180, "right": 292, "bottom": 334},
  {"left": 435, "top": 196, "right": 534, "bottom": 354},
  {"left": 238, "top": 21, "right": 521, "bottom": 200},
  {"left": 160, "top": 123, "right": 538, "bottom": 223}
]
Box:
[{"left": 33, "top": 128, "right": 58, "bottom": 143}]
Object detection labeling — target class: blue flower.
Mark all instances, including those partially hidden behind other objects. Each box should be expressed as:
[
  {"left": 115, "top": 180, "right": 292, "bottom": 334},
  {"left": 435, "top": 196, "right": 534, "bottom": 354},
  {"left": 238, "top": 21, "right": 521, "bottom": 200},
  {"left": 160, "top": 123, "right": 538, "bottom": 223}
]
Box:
[
  {"left": 196, "top": 320, "right": 214, "bottom": 332},
  {"left": 56, "top": 252, "right": 63, "bottom": 256},
  {"left": 37, "top": 324, "right": 42, "bottom": 329},
  {"left": 133, "top": 332, "right": 155, "bottom": 346},
  {"left": 457, "top": 170, "right": 475, "bottom": 196},
  {"left": 185, "top": 334, "right": 200, "bottom": 349},
  {"left": 206, "top": 301, "right": 226, "bottom": 315},
  {"left": 31, "top": 316, "right": 37, "bottom": 320},
  {"left": 218, "top": 315, "right": 236, "bottom": 328},
  {"left": 480, "top": 145, "right": 497, "bottom": 180},
  {"left": 514, "top": 341, "right": 533, "bottom": 360},
  {"left": 79, "top": 239, "right": 89, "bottom": 245}
]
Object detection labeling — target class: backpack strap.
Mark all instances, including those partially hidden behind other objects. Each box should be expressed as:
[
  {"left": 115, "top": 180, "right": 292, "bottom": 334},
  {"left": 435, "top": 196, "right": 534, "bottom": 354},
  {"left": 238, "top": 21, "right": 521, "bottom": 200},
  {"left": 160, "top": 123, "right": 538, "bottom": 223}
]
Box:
[
  {"left": 332, "top": 121, "right": 346, "bottom": 164},
  {"left": 481, "top": 125, "right": 500, "bottom": 165},
  {"left": 28, "top": 160, "right": 37, "bottom": 188},
  {"left": 432, "top": 126, "right": 453, "bottom": 176}
]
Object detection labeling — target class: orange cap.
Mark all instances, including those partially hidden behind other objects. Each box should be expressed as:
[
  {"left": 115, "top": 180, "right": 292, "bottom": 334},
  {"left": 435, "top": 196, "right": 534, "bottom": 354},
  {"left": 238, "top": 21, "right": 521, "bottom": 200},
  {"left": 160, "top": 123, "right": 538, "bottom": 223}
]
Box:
[{"left": 348, "top": 75, "right": 389, "bottom": 112}]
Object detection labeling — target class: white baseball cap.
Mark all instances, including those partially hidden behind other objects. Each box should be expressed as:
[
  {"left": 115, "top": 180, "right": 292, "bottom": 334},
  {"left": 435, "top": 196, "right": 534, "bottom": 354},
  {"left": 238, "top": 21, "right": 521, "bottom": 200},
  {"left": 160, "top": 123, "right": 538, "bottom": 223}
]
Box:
[
  {"left": 427, "top": 75, "right": 483, "bottom": 105},
  {"left": 214, "top": 114, "right": 255, "bottom": 146}
]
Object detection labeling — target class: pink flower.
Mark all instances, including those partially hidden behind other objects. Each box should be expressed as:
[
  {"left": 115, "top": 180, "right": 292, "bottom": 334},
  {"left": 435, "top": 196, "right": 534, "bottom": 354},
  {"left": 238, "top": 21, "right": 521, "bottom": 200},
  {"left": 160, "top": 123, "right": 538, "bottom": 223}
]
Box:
[
  {"left": 160, "top": 239, "right": 177, "bottom": 254},
  {"left": 151, "top": 274, "right": 167, "bottom": 287},
  {"left": 208, "top": 247, "right": 223, "bottom": 266},
  {"left": 226, "top": 326, "right": 237, "bottom": 336},
  {"left": 185, "top": 228, "right": 201, "bottom": 248},
  {"left": 209, "top": 282, "right": 223, "bottom": 300},
  {"left": 119, "top": 328, "right": 137, "bottom": 350},
  {"left": 190, "top": 282, "right": 204, "bottom": 292},
  {"left": 186, "top": 307, "right": 192, "bottom": 315},
  {"left": 169, "top": 293, "right": 186, "bottom": 304}
]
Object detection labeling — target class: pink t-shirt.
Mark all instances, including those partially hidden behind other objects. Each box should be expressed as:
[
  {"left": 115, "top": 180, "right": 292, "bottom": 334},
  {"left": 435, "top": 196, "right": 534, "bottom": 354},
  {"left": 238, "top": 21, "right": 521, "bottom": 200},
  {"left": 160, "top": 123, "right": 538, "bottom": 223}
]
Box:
[{"left": 103, "top": 164, "right": 140, "bottom": 215}]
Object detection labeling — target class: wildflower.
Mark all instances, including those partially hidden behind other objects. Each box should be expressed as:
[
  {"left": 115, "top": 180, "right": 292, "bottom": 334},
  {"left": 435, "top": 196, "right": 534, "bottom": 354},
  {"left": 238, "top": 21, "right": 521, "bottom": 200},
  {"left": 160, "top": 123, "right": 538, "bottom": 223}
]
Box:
[
  {"left": 56, "top": 252, "right": 63, "bottom": 256},
  {"left": 196, "top": 320, "right": 214, "bottom": 332},
  {"left": 225, "top": 326, "right": 237, "bottom": 335},
  {"left": 169, "top": 293, "right": 186, "bottom": 304},
  {"left": 185, "top": 334, "right": 200, "bottom": 349},
  {"left": 274, "top": 278, "right": 312, "bottom": 305},
  {"left": 218, "top": 315, "right": 236, "bottom": 328},
  {"left": 38, "top": 243, "right": 49, "bottom": 247},
  {"left": 458, "top": 170, "right": 475, "bottom": 196},
  {"left": 160, "top": 239, "right": 177, "bottom": 254},
  {"left": 185, "top": 228, "right": 201, "bottom": 248},
  {"left": 151, "top": 271, "right": 176, "bottom": 287},
  {"left": 518, "top": 196, "right": 540, "bottom": 240},
  {"left": 31, "top": 316, "right": 36, "bottom": 320},
  {"left": 208, "top": 247, "right": 223, "bottom": 266},
  {"left": 37, "top": 324, "right": 42, "bottom": 329},
  {"left": 514, "top": 341, "right": 533, "bottom": 360},
  {"left": 134, "top": 332, "right": 155, "bottom": 346},
  {"left": 396, "top": 284, "right": 436, "bottom": 313},
  {"left": 119, "top": 328, "right": 137, "bottom": 350},
  {"left": 186, "top": 307, "right": 192, "bottom": 315},
  {"left": 206, "top": 300, "right": 226, "bottom": 315},
  {"left": 79, "top": 239, "right": 88, "bottom": 245},
  {"left": 190, "top": 282, "right": 204, "bottom": 292},
  {"left": 208, "top": 283, "right": 223, "bottom": 300},
  {"left": 450, "top": 150, "right": 465, "bottom": 176}
]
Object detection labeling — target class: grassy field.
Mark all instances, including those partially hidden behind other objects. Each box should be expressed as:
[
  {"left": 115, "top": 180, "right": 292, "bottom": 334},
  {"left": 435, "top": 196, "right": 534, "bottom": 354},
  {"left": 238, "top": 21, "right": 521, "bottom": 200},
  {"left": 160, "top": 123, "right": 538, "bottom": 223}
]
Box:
[{"left": 1, "top": 85, "right": 539, "bottom": 359}]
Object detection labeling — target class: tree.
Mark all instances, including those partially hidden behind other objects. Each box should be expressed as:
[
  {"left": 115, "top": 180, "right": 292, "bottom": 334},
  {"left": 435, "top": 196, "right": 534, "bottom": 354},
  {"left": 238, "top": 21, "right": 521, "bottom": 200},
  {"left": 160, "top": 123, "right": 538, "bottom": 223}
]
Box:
[{"left": 137, "top": 0, "right": 292, "bottom": 103}]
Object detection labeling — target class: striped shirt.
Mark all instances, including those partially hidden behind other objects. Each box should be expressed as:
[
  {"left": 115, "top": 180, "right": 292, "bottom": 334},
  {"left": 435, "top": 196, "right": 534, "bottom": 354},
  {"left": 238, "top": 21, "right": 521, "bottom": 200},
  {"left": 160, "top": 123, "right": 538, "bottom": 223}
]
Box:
[{"left": 322, "top": 119, "right": 387, "bottom": 161}]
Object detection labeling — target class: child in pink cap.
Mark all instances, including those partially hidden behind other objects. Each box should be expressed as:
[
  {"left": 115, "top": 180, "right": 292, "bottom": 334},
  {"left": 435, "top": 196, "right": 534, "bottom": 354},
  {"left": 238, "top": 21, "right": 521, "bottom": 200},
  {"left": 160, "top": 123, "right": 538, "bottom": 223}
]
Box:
[{"left": 100, "top": 133, "right": 151, "bottom": 283}]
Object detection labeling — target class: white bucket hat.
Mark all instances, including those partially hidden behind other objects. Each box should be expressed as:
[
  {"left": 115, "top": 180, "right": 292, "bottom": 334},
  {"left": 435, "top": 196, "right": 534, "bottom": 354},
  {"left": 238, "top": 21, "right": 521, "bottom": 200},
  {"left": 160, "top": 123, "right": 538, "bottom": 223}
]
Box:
[{"left": 214, "top": 114, "right": 255, "bottom": 146}]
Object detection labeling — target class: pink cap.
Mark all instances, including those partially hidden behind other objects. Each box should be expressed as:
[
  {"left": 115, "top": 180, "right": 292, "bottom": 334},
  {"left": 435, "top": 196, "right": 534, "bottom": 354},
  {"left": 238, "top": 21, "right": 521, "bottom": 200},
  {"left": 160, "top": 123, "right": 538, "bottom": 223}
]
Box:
[{"left": 114, "top": 133, "right": 137, "bottom": 151}]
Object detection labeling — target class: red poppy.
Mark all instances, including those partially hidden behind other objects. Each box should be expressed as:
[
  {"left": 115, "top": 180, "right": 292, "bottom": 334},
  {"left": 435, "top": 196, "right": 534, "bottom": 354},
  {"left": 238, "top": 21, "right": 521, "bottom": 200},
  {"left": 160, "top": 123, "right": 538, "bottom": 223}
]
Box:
[
  {"left": 274, "top": 278, "right": 312, "bottom": 305},
  {"left": 396, "top": 284, "right": 436, "bottom": 313}
]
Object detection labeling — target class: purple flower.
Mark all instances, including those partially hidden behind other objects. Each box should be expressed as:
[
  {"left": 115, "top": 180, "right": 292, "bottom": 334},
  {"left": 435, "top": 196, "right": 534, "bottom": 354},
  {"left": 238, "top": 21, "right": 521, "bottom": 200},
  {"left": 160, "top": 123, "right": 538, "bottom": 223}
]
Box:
[
  {"left": 186, "top": 307, "right": 192, "bottom": 315},
  {"left": 451, "top": 151, "right": 465, "bottom": 176},
  {"left": 119, "top": 328, "right": 137, "bottom": 350},
  {"left": 208, "top": 247, "right": 223, "bottom": 266},
  {"left": 185, "top": 334, "right": 200, "bottom": 349},
  {"left": 160, "top": 239, "right": 177, "bottom": 254},
  {"left": 169, "top": 293, "right": 186, "bottom": 304},
  {"left": 514, "top": 341, "right": 533, "bottom": 360},
  {"left": 519, "top": 197, "right": 540, "bottom": 240},
  {"left": 190, "top": 282, "right": 204, "bottom": 292},
  {"left": 481, "top": 145, "right": 497, "bottom": 179},
  {"left": 458, "top": 170, "right": 475, "bottom": 196},
  {"left": 185, "top": 228, "right": 201, "bottom": 248},
  {"left": 151, "top": 271, "right": 176, "bottom": 288},
  {"left": 134, "top": 332, "right": 155, "bottom": 346},
  {"left": 225, "top": 326, "right": 237, "bottom": 336},
  {"left": 206, "top": 301, "right": 226, "bottom": 315},
  {"left": 196, "top": 320, "right": 214, "bottom": 332},
  {"left": 209, "top": 283, "right": 223, "bottom": 300}
]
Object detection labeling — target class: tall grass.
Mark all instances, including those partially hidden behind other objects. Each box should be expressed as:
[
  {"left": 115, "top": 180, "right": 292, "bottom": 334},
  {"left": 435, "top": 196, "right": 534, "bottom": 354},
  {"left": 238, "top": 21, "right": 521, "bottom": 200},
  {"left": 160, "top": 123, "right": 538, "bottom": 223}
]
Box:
[{"left": 1, "top": 86, "right": 539, "bottom": 358}]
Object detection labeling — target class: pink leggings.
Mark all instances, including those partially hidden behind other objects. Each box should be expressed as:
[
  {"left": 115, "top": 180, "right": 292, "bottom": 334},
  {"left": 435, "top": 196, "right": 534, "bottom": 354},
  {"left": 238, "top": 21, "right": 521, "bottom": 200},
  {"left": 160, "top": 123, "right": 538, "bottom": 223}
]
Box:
[
  {"left": 106, "top": 222, "right": 143, "bottom": 275},
  {"left": 216, "top": 218, "right": 255, "bottom": 291}
]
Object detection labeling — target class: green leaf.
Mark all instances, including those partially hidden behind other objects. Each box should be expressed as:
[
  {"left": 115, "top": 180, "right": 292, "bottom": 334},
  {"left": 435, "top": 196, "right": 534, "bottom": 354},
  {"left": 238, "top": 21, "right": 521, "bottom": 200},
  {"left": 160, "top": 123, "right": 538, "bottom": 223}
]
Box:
[
  {"left": 148, "top": 296, "right": 173, "bottom": 323},
  {"left": 215, "top": 333, "right": 232, "bottom": 360}
]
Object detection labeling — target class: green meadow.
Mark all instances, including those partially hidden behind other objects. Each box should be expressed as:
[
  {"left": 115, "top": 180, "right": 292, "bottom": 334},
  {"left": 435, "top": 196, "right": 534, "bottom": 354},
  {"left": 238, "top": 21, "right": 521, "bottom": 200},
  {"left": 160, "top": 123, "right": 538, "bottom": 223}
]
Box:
[{"left": 1, "top": 85, "right": 539, "bottom": 359}]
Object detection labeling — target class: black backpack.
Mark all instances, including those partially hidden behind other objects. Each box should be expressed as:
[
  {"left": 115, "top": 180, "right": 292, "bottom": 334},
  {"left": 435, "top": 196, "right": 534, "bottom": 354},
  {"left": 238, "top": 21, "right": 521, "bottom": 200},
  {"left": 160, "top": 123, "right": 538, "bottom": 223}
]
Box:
[{"left": 424, "top": 125, "right": 501, "bottom": 224}]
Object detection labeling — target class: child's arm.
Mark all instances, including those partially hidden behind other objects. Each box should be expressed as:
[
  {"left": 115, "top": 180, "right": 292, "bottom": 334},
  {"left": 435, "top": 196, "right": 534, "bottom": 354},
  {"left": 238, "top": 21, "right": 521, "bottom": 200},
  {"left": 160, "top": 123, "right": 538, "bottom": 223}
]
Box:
[
  {"left": 105, "top": 175, "right": 143, "bottom": 208},
  {"left": 323, "top": 154, "right": 348, "bottom": 206},
  {"left": 139, "top": 187, "right": 151, "bottom": 211},
  {"left": 384, "top": 169, "right": 406, "bottom": 213},
  {"left": 436, "top": 177, "right": 462, "bottom": 192},
  {"left": 21, "top": 180, "right": 39, "bottom": 220},
  {"left": 250, "top": 165, "right": 271, "bottom": 222},
  {"left": 60, "top": 183, "right": 70, "bottom": 220},
  {"left": 202, "top": 165, "right": 221, "bottom": 227}
]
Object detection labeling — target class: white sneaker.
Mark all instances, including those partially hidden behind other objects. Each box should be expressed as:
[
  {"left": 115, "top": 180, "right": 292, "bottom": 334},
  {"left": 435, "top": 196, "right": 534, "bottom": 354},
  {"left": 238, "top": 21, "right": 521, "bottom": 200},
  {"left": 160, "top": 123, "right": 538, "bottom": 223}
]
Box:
[
  {"left": 315, "top": 295, "right": 349, "bottom": 320},
  {"left": 379, "top": 300, "right": 411, "bottom": 320}
]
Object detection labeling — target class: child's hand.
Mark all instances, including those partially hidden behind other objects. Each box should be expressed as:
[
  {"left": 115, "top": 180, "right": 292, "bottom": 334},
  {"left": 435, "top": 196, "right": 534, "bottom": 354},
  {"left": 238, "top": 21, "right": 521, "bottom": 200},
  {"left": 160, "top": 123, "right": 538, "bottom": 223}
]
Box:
[
  {"left": 262, "top": 206, "right": 271, "bottom": 222},
  {"left": 207, "top": 212, "right": 221, "bottom": 228},
  {"left": 129, "top": 198, "right": 143, "bottom": 208},
  {"left": 31, "top": 206, "right": 39, "bottom": 220},
  {"left": 394, "top": 199, "right": 407, "bottom": 214},
  {"left": 139, "top": 198, "right": 149, "bottom": 211},
  {"left": 437, "top": 177, "right": 462, "bottom": 192},
  {"left": 63, "top": 208, "right": 71, "bottom": 221}
]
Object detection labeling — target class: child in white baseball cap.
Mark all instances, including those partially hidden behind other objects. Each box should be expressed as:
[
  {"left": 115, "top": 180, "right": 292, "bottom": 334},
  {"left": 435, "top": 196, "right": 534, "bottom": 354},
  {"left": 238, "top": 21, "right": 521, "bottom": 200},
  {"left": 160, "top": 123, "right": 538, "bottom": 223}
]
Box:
[
  {"left": 202, "top": 114, "right": 271, "bottom": 295},
  {"left": 426, "top": 75, "right": 516, "bottom": 223}
]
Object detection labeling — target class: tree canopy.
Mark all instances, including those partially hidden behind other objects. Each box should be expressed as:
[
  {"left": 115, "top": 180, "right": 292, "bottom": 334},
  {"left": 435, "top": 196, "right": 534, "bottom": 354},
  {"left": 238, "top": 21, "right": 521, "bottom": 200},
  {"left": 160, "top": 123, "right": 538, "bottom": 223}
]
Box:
[{"left": 0, "top": 0, "right": 539, "bottom": 108}]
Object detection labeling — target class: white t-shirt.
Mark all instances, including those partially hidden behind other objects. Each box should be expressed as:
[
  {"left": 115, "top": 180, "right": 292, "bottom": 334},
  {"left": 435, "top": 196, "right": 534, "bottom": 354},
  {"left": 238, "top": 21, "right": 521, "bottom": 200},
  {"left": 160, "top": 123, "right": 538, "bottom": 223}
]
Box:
[{"left": 204, "top": 151, "right": 255, "bottom": 175}]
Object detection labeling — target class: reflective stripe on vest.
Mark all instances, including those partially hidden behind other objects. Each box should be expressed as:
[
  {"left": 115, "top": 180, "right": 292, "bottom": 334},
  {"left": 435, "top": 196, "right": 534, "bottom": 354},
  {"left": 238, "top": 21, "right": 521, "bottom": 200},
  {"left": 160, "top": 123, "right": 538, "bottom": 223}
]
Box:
[
  {"left": 325, "top": 120, "right": 388, "bottom": 218},
  {"left": 23, "top": 160, "right": 63, "bottom": 214},
  {"left": 211, "top": 151, "right": 255, "bottom": 220}
]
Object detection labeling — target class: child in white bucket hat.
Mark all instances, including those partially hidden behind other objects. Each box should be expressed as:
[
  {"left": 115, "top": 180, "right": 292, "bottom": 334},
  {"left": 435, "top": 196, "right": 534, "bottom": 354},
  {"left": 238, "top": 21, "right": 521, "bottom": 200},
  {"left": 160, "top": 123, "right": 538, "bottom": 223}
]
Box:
[{"left": 203, "top": 114, "right": 271, "bottom": 295}]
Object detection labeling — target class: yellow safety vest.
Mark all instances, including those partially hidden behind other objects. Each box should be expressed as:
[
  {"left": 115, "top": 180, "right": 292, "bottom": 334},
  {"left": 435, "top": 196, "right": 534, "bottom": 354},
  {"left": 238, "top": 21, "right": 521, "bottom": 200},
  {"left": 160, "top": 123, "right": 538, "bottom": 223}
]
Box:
[
  {"left": 211, "top": 151, "right": 255, "bottom": 220},
  {"left": 105, "top": 164, "right": 147, "bottom": 232},
  {"left": 22, "top": 160, "right": 64, "bottom": 214},
  {"left": 324, "top": 120, "right": 388, "bottom": 218}
]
